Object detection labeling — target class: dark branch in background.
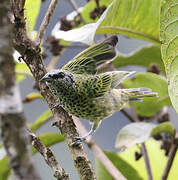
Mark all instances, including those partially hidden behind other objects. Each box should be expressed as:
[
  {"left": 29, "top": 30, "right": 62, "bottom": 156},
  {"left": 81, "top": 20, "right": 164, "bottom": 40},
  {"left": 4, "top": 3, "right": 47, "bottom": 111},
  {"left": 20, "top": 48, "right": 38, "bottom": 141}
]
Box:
[
  {"left": 141, "top": 143, "right": 153, "bottom": 180},
  {"left": 73, "top": 118, "right": 126, "bottom": 180},
  {"left": 161, "top": 136, "right": 178, "bottom": 180},
  {"left": 0, "top": 1, "right": 41, "bottom": 179},
  {"left": 95, "top": 0, "right": 100, "bottom": 8},
  {"left": 36, "top": 0, "right": 59, "bottom": 45},
  {"left": 120, "top": 109, "right": 135, "bottom": 122},
  {"left": 27, "top": 129, "right": 69, "bottom": 180},
  {"left": 12, "top": 1, "right": 96, "bottom": 179},
  {"left": 146, "top": 107, "right": 168, "bottom": 123}
]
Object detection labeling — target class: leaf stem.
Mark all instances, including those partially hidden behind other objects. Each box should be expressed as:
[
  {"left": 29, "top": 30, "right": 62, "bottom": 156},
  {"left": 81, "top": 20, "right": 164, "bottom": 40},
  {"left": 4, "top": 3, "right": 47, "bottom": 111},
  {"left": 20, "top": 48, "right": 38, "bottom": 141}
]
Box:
[
  {"left": 95, "top": 0, "right": 100, "bottom": 8},
  {"left": 68, "top": 0, "right": 86, "bottom": 24},
  {"left": 141, "top": 143, "right": 153, "bottom": 180}
]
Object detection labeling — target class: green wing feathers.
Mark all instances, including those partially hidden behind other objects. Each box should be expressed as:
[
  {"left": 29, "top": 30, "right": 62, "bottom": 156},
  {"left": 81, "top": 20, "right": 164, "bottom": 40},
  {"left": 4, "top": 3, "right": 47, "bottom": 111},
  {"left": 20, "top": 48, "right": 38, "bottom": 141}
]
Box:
[
  {"left": 81, "top": 73, "right": 112, "bottom": 97},
  {"left": 62, "top": 36, "right": 118, "bottom": 74},
  {"left": 79, "top": 70, "right": 134, "bottom": 98}
]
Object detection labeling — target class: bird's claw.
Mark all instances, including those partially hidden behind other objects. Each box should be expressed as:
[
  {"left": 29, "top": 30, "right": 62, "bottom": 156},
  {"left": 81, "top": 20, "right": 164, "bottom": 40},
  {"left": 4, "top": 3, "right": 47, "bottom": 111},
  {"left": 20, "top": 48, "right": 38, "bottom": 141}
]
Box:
[{"left": 71, "top": 136, "right": 86, "bottom": 147}]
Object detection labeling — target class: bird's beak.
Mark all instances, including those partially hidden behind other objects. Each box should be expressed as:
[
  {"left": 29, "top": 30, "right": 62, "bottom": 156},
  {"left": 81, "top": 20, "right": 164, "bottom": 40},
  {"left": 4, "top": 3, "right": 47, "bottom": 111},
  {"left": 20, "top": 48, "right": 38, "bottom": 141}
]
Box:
[{"left": 40, "top": 74, "right": 51, "bottom": 82}]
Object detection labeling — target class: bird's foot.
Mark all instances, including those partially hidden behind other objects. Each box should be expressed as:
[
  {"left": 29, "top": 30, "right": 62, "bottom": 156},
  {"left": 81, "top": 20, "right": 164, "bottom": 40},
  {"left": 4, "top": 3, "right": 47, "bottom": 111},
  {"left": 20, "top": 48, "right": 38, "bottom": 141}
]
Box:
[{"left": 71, "top": 136, "right": 86, "bottom": 147}]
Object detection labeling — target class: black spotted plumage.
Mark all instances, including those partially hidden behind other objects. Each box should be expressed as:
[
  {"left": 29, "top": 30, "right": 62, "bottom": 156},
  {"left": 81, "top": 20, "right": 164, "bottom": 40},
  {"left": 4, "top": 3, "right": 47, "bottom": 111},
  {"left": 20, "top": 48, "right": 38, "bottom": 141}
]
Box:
[{"left": 41, "top": 36, "right": 157, "bottom": 145}]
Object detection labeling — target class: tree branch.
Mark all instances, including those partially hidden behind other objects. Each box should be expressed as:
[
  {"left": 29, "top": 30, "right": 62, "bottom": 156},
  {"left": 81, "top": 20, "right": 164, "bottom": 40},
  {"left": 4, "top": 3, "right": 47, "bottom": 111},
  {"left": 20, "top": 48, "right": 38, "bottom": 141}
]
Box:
[
  {"left": 73, "top": 118, "right": 126, "bottom": 180},
  {"left": 0, "top": 1, "right": 41, "bottom": 179},
  {"left": 36, "top": 0, "right": 59, "bottom": 45},
  {"left": 27, "top": 129, "right": 69, "bottom": 180},
  {"left": 12, "top": 1, "right": 96, "bottom": 179},
  {"left": 161, "top": 138, "right": 178, "bottom": 180}
]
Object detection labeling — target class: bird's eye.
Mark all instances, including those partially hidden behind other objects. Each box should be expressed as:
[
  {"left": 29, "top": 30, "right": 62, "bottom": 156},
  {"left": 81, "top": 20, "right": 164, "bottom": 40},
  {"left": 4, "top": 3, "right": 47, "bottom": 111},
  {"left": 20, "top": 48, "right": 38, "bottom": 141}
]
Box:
[
  {"left": 58, "top": 72, "right": 65, "bottom": 78},
  {"left": 52, "top": 72, "right": 65, "bottom": 79}
]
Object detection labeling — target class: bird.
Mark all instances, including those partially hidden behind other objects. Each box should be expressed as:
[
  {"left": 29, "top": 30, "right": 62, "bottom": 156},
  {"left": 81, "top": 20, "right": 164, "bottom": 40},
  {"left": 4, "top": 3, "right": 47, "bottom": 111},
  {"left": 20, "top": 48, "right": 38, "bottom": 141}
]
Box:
[{"left": 41, "top": 36, "right": 157, "bottom": 146}]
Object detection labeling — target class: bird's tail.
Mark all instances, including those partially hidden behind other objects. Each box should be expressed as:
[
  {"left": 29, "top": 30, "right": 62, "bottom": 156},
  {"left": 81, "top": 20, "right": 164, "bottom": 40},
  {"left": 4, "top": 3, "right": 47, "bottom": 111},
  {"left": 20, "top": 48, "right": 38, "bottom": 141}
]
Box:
[{"left": 124, "top": 88, "right": 158, "bottom": 101}]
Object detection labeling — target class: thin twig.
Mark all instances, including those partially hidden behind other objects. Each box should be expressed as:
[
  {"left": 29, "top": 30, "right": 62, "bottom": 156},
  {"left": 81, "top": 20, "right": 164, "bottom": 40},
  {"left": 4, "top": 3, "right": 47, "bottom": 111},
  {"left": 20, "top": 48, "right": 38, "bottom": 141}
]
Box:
[
  {"left": 120, "top": 109, "right": 135, "bottom": 122},
  {"left": 27, "top": 129, "right": 69, "bottom": 180},
  {"left": 36, "top": 0, "right": 59, "bottom": 45},
  {"left": 73, "top": 118, "right": 126, "bottom": 180},
  {"left": 129, "top": 102, "right": 139, "bottom": 122},
  {"left": 68, "top": 0, "right": 86, "bottom": 24},
  {"left": 161, "top": 139, "right": 178, "bottom": 180},
  {"left": 128, "top": 102, "right": 153, "bottom": 180},
  {"left": 47, "top": 56, "right": 59, "bottom": 71},
  {"left": 141, "top": 143, "right": 153, "bottom": 180}
]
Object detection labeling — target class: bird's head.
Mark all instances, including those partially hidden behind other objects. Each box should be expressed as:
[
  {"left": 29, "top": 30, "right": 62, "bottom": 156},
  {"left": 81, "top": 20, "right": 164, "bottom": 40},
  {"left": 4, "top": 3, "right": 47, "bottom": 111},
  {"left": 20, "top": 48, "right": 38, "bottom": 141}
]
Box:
[{"left": 40, "top": 69, "right": 75, "bottom": 87}]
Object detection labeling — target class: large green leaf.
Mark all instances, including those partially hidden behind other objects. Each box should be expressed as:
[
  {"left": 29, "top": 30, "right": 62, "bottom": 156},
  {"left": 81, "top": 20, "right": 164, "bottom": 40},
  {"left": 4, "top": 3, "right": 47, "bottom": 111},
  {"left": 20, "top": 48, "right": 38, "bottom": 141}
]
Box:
[
  {"left": 115, "top": 122, "right": 174, "bottom": 149},
  {"left": 29, "top": 110, "right": 53, "bottom": 132},
  {"left": 25, "top": 0, "right": 41, "bottom": 33},
  {"left": 53, "top": 0, "right": 161, "bottom": 44},
  {"left": 96, "top": 0, "right": 161, "bottom": 43},
  {"left": 123, "top": 72, "right": 171, "bottom": 117},
  {"left": 113, "top": 45, "right": 165, "bottom": 73},
  {"left": 120, "top": 139, "right": 178, "bottom": 180},
  {"left": 96, "top": 151, "right": 143, "bottom": 180},
  {"left": 160, "top": 0, "right": 178, "bottom": 113}
]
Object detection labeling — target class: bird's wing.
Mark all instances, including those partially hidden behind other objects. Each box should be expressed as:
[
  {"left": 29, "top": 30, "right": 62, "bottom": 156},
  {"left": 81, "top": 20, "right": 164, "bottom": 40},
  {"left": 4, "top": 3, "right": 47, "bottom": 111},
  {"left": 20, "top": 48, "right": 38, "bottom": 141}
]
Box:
[
  {"left": 62, "top": 36, "right": 118, "bottom": 74},
  {"left": 108, "top": 71, "right": 136, "bottom": 88},
  {"left": 80, "top": 73, "right": 112, "bottom": 97},
  {"left": 78, "top": 71, "right": 135, "bottom": 98}
]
